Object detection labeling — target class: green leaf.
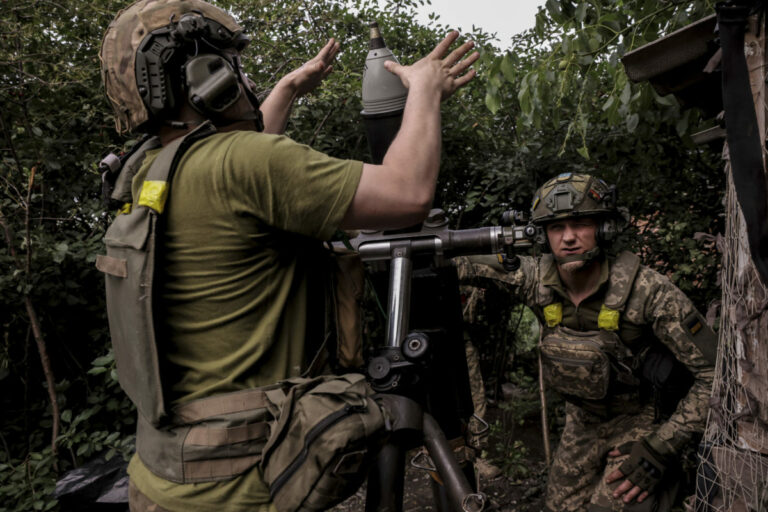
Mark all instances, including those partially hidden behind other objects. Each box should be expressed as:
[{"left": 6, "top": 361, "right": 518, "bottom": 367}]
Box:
[
  {"left": 562, "top": 35, "right": 572, "bottom": 56},
  {"left": 620, "top": 82, "right": 632, "bottom": 105},
  {"left": 92, "top": 355, "right": 113, "bottom": 366},
  {"left": 61, "top": 410, "right": 72, "bottom": 423},
  {"left": 576, "top": 146, "right": 590, "bottom": 159},
  {"left": 87, "top": 366, "right": 107, "bottom": 375},
  {"left": 626, "top": 113, "right": 640, "bottom": 132},
  {"left": 485, "top": 91, "right": 501, "bottom": 114},
  {"left": 575, "top": 2, "right": 588, "bottom": 23},
  {"left": 545, "top": 0, "right": 563, "bottom": 22},
  {"left": 500, "top": 55, "right": 515, "bottom": 82},
  {"left": 602, "top": 96, "right": 615, "bottom": 111},
  {"left": 654, "top": 93, "right": 675, "bottom": 106}
]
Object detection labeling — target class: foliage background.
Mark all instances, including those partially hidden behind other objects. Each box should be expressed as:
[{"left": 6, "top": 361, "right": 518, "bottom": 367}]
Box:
[{"left": 0, "top": 0, "right": 723, "bottom": 509}]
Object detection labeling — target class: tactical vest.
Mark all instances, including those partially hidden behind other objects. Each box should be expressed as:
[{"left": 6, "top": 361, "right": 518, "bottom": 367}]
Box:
[
  {"left": 96, "top": 124, "right": 376, "bottom": 491},
  {"left": 534, "top": 252, "right": 647, "bottom": 405},
  {"left": 97, "top": 122, "right": 267, "bottom": 482}
]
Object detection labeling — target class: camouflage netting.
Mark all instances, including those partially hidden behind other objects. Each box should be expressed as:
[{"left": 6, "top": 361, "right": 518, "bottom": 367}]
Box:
[
  {"left": 695, "top": 21, "right": 768, "bottom": 510},
  {"left": 695, "top": 161, "right": 768, "bottom": 511}
]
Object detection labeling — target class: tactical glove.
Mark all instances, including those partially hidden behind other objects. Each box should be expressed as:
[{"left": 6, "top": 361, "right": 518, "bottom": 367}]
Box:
[{"left": 616, "top": 435, "right": 677, "bottom": 493}]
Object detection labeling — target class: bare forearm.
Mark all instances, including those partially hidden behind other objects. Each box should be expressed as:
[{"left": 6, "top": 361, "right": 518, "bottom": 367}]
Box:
[
  {"left": 259, "top": 77, "right": 298, "bottom": 134},
  {"left": 380, "top": 85, "right": 442, "bottom": 209}
]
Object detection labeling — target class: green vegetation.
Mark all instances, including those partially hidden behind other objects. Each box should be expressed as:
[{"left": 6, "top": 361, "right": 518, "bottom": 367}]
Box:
[{"left": 0, "top": 1, "right": 723, "bottom": 509}]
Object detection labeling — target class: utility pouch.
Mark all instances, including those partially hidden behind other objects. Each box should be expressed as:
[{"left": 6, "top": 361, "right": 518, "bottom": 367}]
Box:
[
  {"left": 642, "top": 345, "right": 694, "bottom": 418},
  {"left": 331, "top": 249, "right": 365, "bottom": 369},
  {"left": 260, "top": 373, "right": 387, "bottom": 512},
  {"left": 540, "top": 327, "right": 624, "bottom": 401}
]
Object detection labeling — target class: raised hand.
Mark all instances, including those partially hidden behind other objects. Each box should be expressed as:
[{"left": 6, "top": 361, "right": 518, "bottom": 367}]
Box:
[
  {"left": 383, "top": 31, "right": 479, "bottom": 101},
  {"left": 284, "top": 38, "right": 340, "bottom": 97}
]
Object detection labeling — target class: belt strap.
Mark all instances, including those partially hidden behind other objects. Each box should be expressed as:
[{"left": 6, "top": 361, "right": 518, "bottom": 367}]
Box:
[
  {"left": 183, "top": 454, "right": 264, "bottom": 482},
  {"left": 174, "top": 387, "right": 270, "bottom": 423},
  {"left": 185, "top": 421, "right": 270, "bottom": 446}
]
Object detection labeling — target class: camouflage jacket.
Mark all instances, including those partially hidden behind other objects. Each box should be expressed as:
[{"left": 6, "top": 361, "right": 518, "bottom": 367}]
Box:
[{"left": 455, "top": 252, "right": 716, "bottom": 451}]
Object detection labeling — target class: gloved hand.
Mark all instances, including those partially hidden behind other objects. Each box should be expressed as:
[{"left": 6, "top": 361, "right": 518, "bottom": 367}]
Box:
[{"left": 605, "top": 434, "right": 677, "bottom": 503}]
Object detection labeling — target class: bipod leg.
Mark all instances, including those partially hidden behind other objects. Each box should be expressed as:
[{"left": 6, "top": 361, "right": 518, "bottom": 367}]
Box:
[
  {"left": 366, "top": 394, "right": 423, "bottom": 512},
  {"left": 366, "top": 439, "right": 405, "bottom": 512},
  {"left": 423, "top": 413, "right": 486, "bottom": 512}
]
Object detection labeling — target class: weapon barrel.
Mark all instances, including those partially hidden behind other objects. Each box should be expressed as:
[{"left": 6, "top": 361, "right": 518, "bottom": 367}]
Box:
[
  {"left": 348, "top": 226, "right": 531, "bottom": 262},
  {"left": 445, "top": 227, "right": 502, "bottom": 256}
]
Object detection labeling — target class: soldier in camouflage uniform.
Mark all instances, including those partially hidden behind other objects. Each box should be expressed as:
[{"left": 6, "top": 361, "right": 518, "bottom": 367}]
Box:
[
  {"left": 461, "top": 287, "right": 505, "bottom": 480},
  {"left": 456, "top": 173, "right": 717, "bottom": 511}
]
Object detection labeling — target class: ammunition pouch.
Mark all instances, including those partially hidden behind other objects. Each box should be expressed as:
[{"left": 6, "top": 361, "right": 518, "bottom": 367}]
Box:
[
  {"left": 329, "top": 248, "right": 366, "bottom": 369},
  {"left": 134, "top": 372, "right": 389, "bottom": 509},
  {"left": 641, "top": 345, "right": 694, "bottom": 420},
  {"left": 260, "top": 373, "right": 387, "bottom": 512},
  {"left": 540, "top": 326, "right": 641, "bottom": 402}
]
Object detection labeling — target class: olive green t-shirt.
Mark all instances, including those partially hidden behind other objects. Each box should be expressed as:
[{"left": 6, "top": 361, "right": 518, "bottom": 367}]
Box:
[{"left": 127, "top": 130, "right": 363, "bottom": 511}]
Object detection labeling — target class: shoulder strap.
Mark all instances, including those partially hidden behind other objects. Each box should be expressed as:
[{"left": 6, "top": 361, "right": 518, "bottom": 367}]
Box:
[
  {"left": 536, "top": 254, "right": 556, "bottom": 307},
  {"left": 109, "top": 136, "right": 162, "bottom": 205},
  {"left": 136, "top": 122, "right": 216, "bottom": 214},
  {"left": 603, "top": 251, "right": 642, "bottom": 311}
]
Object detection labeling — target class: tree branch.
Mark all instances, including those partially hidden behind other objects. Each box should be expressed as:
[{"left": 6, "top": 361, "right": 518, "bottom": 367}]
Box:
[{"left": 0, "top": 205, "right": 59, "bottom": 467}]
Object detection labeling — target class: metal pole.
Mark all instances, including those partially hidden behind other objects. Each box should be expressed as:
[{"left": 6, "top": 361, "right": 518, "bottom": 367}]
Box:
[
  {"left": 385, "top": 244, "right": 412, "bottom": 348},
  {"left": 537, "top": 329, "right": 551, "bottom": 466},
  {"left": 423, "top": 413, "right": 486, "bottom": 512}
]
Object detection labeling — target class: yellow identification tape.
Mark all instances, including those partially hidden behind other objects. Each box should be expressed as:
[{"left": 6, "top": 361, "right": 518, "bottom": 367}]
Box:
[
  {"left": 138, "top": 180, "right": 169, "bottom": 213},
  {"left": 598, "top": 304, "right": 620, "bottom": 331},
  {"left": 543, "top": 303, "right": 562, "bottom": 327}
]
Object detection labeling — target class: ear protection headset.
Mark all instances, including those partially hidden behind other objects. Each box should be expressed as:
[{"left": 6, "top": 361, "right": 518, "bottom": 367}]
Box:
[
  {"left": 530, "top": 180, "right": 626, "bottom": 253},
  {"left": 135, "top": 12, "right": 263, "bottom": 131}
]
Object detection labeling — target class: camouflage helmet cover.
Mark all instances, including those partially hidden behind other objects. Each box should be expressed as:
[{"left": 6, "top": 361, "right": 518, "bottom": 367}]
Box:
[
  {"left": 100, "top": 0, "right": 243, "bottom": 134},
  {"left": 530, "top": 172, "right": 617, "bottom": 225}
]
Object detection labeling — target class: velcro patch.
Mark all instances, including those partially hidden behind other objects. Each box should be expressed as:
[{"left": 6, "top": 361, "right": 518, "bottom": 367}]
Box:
[{"left": 682, "top": 311, "right": 717, "bottom": 365}]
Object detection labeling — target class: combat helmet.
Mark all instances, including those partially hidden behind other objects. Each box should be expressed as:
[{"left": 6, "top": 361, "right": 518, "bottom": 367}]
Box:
[
  {"left": 100, "top": 0, "right": 262, "bottom": 134},
  {"left": 529, "top": 173, "right": 625, "bottom": 257}
]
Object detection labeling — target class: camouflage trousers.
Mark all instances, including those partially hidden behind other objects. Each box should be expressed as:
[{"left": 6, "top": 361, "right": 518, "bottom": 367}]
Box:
[
  {"left": 545, "top": 401, "right": 679, "bottom": 512},
  {"left": 465, "top": 341, "right": 487, "bottom": 450}
]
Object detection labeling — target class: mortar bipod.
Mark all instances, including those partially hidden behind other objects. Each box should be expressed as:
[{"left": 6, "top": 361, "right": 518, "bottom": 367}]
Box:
[{"left": 364, "top": 240, "right": 487, "bottom": 512}]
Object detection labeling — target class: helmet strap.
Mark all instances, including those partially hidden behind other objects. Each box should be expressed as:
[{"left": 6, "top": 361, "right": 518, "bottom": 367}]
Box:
[{"left": 554, "top": 246, "right": 601, "bottom": 265}]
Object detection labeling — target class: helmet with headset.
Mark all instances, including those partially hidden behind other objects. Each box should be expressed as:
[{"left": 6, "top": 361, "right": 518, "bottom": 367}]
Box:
[
  {"left": 529, "top": 173, "right": 626, "bottom": 257},
  {"left": 100, "top": 0, "right": 263, "bottom": 134}
]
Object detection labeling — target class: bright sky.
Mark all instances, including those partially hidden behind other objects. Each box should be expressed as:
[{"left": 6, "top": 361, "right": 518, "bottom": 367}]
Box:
[{"left": 380, "top": 0, "right": 544, "bottom": 49}]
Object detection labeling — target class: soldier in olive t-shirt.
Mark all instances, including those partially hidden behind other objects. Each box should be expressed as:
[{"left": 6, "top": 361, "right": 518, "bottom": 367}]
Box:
[
  {"left": 98, "top": 2, "right": 480, "bottom": 509},
  {"left": 127, "top": 131, "right": 362, "bottom": 512}
]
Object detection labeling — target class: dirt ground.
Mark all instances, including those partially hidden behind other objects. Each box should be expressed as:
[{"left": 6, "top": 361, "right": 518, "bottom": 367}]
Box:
[{"left": 332, "top": 392, "right": 552, "bottom": 512}]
